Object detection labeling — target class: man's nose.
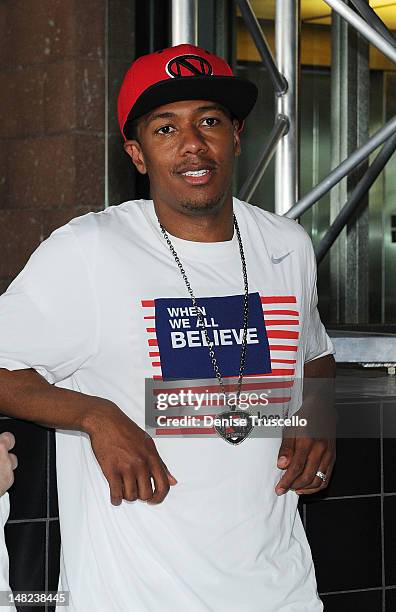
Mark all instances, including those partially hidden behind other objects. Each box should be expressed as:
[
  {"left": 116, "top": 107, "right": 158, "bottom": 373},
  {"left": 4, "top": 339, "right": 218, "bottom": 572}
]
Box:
[{"left": 178, "top": 125, "right": 208, "bottom": 155}]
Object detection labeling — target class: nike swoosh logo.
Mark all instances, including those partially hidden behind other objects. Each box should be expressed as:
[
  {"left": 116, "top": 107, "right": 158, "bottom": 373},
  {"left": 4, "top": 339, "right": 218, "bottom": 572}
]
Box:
[{"left": 271, "top": 251, "right": 293, "bottom": 264}]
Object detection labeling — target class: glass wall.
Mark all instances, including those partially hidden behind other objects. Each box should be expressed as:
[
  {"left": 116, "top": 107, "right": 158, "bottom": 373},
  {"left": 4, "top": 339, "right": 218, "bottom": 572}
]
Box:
[{"left": 234, "top": 0, "right": 396, "bottom": 325}]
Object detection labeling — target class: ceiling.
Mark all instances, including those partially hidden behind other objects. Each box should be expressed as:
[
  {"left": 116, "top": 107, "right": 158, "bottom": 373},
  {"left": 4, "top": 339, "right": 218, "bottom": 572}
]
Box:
[{"left": 247, "top": 1, "right": 396, "bottom": 29}]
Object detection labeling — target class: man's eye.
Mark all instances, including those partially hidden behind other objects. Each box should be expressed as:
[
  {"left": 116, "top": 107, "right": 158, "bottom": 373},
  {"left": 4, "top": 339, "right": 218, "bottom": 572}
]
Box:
[
  {"left": 202, "top": 117, "right": 219, "bottom": 127},
  {"left": 156, "top": 125, "right": 175, "bottom": 135}
]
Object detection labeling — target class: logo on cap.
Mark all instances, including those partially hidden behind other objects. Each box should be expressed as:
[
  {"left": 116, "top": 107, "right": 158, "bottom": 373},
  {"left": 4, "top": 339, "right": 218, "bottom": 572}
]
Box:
[{"left": 166, "top": 54, "right": 213, "bottom": 79}]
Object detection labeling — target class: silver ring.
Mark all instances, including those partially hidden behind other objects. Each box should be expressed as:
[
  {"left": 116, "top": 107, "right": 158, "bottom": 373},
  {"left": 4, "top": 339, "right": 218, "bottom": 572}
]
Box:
[{"left": 316, "top": 470, "right": 327, "bottom": 482}]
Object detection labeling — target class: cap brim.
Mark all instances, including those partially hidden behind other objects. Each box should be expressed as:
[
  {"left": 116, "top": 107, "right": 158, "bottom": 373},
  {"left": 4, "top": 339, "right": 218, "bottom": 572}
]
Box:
[{"left": 126, "top": 75, "right": 258, "bottom": 127}]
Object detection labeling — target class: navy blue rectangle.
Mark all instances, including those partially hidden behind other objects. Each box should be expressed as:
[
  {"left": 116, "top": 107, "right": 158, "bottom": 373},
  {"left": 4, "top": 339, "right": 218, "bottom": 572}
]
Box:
[{"left": 155, "top": 293, "right": 271, "bottom": 380}]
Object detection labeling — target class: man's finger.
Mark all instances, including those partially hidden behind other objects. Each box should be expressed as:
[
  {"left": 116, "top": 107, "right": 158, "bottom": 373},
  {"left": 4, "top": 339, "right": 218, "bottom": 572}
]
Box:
[
  {"left": 275, "top": 445, "right": 311, "bottom": 495},
  {"left": 0, "top": 432, "right": 15, "bottom": 452},
  {"left": 162, "top": 461, "right": 178, "bottom": 486},
  {"left": 147, "top": 459, "right": 170, "bottom": 504},
  {"left": 109, "top": 472, "right": 123, "bottom": 506},
  {"left": 295, "top": 455, "right": 335, "bottom": 495},
  {"left": 136, "top": 471, "right": 155, "bottom": 502},
  {"left": 122, "top": 473, "right": 139, "bottom": 502},
  {"left": 277, "top": 437, "right": 295, "bottom": 469},
  {"left": 8, "top": 453, "right": 18, "bottom": 471},
  {"left": 287, "top": 444, "right": 327, "bottom": 491}
]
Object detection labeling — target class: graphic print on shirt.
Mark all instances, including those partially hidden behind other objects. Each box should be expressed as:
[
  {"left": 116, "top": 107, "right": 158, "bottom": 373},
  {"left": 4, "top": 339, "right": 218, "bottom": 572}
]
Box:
[
  {"left": 142, "top": 294, "right": 300, "bottom": 436},
  {"left": 155, "top": 293, "right": 271, "bottom": 380}
]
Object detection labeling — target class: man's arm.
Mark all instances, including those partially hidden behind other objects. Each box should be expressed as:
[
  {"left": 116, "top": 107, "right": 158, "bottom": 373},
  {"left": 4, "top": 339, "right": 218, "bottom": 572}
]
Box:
[
  {"left": 0, "top": 368, "right": 177, "bottom": 505},
  {"left": 275, "top": 354, "right": 336, "bottom": 496}
]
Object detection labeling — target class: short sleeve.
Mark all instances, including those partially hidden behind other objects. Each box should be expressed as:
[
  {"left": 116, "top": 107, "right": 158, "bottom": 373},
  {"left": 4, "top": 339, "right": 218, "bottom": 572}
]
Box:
[
  {"left": 303, "top": 236, "right": 335, "bottom": 364},
  {"left": 0, "top": 224, "right": 98, "bottom": 384}
]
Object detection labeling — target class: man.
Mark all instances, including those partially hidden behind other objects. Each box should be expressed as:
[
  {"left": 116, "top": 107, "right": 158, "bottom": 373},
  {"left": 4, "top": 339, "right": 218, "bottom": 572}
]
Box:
[{"left": 0, "top": 44, "right": 335, "bottom": 611}]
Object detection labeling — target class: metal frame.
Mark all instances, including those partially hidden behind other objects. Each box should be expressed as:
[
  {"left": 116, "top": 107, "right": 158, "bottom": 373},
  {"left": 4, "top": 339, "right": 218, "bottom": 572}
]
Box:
[
  {"left": 316, "top": 133, "right": 396, "bottom": 263},
  {"left": 235, "top": 0, "right": 299, "bottom": 212},
  {"left": 349, "top": 0, "right": 396, "bottom": 49},
  {"left": 238, "top": 115, "right": 289, "bottom": 202},
  {"left": 323, "top": 0, "right": 396, "bottom": 64},
  {"left": 171, "top": 0, "right": 396, "bottom": 263},
  {"left": 235, "top": 0, "right": 287, "bottom": 95},
  {"left": 171, "top": 0, "right": 198, "bottom": 45},
  {"left": 285, "top": 115, "right": 396, "bottom": 220},
  {"left": 274, "top": 0, "right": 300, "bottom": 214}
]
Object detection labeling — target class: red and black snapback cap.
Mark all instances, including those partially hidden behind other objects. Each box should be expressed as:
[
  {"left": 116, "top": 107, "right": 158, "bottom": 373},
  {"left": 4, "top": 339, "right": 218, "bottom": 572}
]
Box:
[{"left": 117, "top": 44, "right": 258, "bottom": 140}]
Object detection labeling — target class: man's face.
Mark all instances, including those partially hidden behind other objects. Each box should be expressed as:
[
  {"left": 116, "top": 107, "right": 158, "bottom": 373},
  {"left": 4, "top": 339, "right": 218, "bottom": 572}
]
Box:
[{"left": 124, "top": 99, "right": 241, "bottom": 216}]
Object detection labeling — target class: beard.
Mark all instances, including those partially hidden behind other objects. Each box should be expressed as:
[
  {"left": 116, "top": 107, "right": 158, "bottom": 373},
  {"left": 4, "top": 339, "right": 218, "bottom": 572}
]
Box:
[{"left": 178, "top": 192, "right": 227, "bottom": 216}]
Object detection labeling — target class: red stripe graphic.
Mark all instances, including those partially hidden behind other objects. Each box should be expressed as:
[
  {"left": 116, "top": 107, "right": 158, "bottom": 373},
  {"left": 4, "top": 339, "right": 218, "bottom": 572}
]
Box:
[
  {"left": 272, "top": 359, "right": 296, "bottom": 364},
  {"left": 149, "top": 351, "right": 160, "bottom": 357},
  {"left": 144, "top": 297, "right": 297, "bottom": 307},
  {"left": 144, "top": 315, "right": 155, "bottom": 320},
  {"left": 269, "top": 344, "right": 298, "bottom": 352},
  {"left": 152, "top": 381, "right": 293, "bottom": 395},
  {"left": 156, "top": 427, "right": 215, "bottom": 435},
  {"left": 148, "top": 339, "right": 158, "bottom": 347},
  {"left": 264, "top": 310, "right": 299, "bottom": 316},
  {"left": 261, "top": 296, "right": 297, "bottom": 304},
  {"left": 148, "top": 323, "right": 299, "bottom": 333},
  {"left": 266, "top": 330, "right": 299, "bottom": 339},
  {"left": 265, "top": 319, "right": 299, "bottom": 326},
  {"left": 149, "top": 362, "right": 294, "bottom": 376},
  {"left": 263, "top": 368, "right": 294, "bottom": 375}
]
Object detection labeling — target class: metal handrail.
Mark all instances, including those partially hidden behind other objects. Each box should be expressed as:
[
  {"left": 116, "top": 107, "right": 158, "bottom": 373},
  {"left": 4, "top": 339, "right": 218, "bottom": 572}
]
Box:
[
  {"left": 323, "top": 0, "right": 396, "bottom": 64},
  {"left": 235, "top": 0, "right": 288, "bottom": 95},
  {"left": 349, "top": 0, "right": 396, "bottom": 49},
  {"left": 316, "top": 133, "right": 396, "bottom": 263},
  {"left": 238, "top": 114, "right": 289, "bottom": 202},
  {"left": 284, "top": 115, "right": 396, "bottom": 220}
]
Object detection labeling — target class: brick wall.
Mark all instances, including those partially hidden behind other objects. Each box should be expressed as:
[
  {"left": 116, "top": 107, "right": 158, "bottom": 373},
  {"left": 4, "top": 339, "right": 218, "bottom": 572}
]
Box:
[{"left": 0, "top": 0, "right": 107, "bottom": 293}]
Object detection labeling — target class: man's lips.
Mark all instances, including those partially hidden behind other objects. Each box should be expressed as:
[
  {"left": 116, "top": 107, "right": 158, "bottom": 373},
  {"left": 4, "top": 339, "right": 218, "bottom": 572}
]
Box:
[{"left": 174, "top": 165, "right": 216, "bottom": 186}]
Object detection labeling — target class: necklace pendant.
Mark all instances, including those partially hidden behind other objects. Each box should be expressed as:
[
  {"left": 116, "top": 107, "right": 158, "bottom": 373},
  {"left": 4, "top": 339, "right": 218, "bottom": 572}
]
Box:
[{"left": 214, "top": 409, "right": 254, "bottom": 445}]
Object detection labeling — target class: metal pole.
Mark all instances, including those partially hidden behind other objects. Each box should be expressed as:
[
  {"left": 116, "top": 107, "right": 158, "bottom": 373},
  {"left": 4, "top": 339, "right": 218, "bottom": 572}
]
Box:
[
  {"left": 236, "top": 0, "right": 287, "bottom": 95},
  {"left": 238, "top": 115, "right": 289, "bottom": 202},
  {"left": 323, "top": 0, "right": 396, "bottom": 65},
  {"left": 316, "top": 133, "right": 396, "bottom": 263},
  {"left": 275, "top": 0, "right": 300, "bottom": 215},
  {"left": 285, "top": 114, "right": 396, "bottom": 219},
  {"left": 172, "top": 0, "right": 198, "bottom": 45},
  {"left": 349, "top": 0, "right": 396, "bottom": 48}
]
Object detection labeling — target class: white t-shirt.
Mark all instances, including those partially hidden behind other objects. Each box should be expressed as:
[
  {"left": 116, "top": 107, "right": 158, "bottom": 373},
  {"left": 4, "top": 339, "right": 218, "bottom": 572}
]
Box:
[{"left": 0, "top": 198, "right": 333, "bottom": 612}]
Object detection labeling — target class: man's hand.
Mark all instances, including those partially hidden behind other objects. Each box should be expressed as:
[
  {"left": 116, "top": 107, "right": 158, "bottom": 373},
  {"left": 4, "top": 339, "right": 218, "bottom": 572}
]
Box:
[
  {"left": 0, "top": 369, "right": 177, "bottom": 507},
  {"left": 0, "top": 432, "right": 18, "bottom": 496},
  {"left": 275, "top": 436, "right": 335, "bottom": 495},
  {"left": 275, "top": 354, "right": 336, "bottom": 496},
  {"left": 83, "top": 402, "right": 177, "bottom": 506}
]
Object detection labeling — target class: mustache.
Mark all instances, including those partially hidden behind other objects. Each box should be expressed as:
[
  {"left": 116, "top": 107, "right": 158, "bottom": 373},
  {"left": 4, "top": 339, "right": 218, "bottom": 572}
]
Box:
[{"left": 172, "top": 159, "right": 217, "bottom": 174}]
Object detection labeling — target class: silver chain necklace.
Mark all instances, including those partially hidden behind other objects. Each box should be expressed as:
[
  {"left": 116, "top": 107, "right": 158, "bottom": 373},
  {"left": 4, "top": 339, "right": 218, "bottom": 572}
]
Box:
[{"left": 158, "top": 214, "right": 255, "bottom": 445}]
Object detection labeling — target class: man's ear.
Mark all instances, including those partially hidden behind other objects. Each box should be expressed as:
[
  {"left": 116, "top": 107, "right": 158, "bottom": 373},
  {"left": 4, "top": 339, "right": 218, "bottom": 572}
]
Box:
[
  {"left": 233, "top": 119, "right": 242, "bottom": 157},
  {"left": 123, "top": 140, "right": 147, "bottom": 174}
]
